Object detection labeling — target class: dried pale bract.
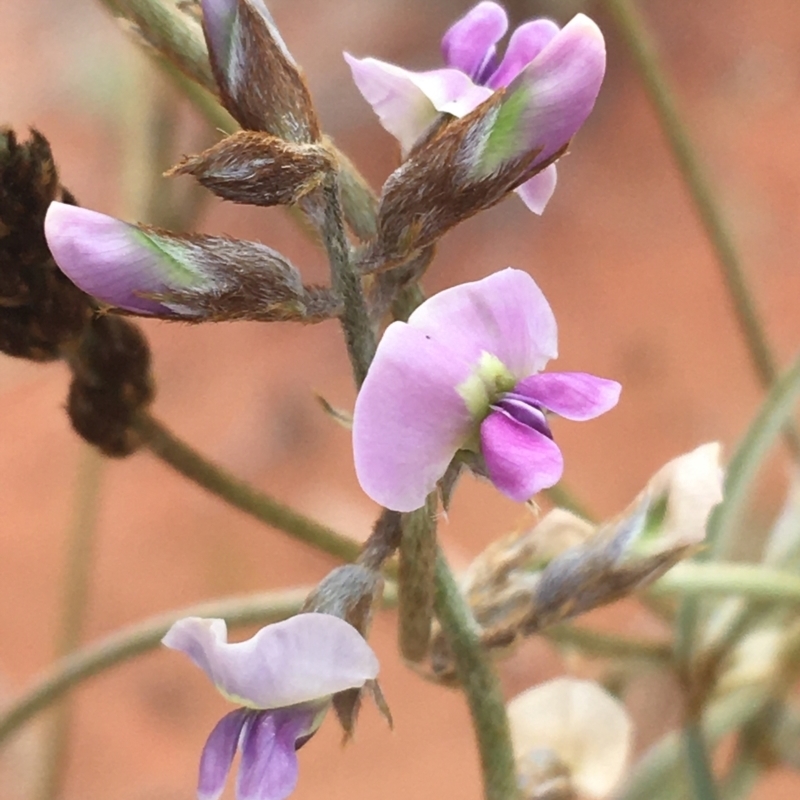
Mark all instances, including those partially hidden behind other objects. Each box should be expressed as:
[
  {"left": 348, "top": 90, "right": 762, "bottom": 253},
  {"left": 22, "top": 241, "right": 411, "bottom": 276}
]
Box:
[
  {"left": 201, "top": 0, "right": 321, "bottom": 142},
  {"left": 168, "top": 131, "right": 335, "bottom": 207},
  {"left": 45, "top": 202, "right": 340, "bottom": 322},
  {"left": 508, "top": 678, "right": 632, "bottom": 799}
]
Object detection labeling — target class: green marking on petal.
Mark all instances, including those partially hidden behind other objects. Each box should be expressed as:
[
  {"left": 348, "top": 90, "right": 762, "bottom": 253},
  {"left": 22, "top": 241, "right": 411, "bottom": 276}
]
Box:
[
  {"left": 478, "top": 84, "right": 532, "bottom": 175},
  {"left": 457, "top": 352, "right": 516, "bottom": 417},
  {"left": 133, "top": 229, "right": 205, "bottom": 289}
]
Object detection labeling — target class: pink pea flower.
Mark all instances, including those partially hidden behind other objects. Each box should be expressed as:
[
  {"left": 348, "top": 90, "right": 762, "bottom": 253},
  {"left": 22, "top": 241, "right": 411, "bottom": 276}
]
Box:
[
  {"left": 352, "top": 269, "right": 620, "bottom": 512},
  {"left": 345, "top": 2, "right": 605, "bottom": 213},
  {"left": 163, "top": 614, "right": 379, "bottom": 800}
]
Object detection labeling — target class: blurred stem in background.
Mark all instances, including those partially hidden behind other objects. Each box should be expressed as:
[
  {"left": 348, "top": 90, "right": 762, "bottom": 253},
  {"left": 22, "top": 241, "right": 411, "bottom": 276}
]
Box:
[
  {"left": 35, "top": 445, "right": 104, "bottom": 800},
  {"left": 602, "top": 0, "right": 800, "bottom": 459}
]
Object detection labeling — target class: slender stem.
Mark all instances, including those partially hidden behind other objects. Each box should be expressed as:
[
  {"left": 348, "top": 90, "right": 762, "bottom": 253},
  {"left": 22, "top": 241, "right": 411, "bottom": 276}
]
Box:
[
  {"left": 653, "top": 562, "right": 800, "bottom": 603},
  {"left": 543, "top": 484, "right": 594, "bottom": 521},
  {"left": 602, "top": 0, "right": 800, "bottom": 458},
  {"left": 398, "top": 496, "right": 438, "bottom": 662},
  {"left": 434, "top": 549, "right": 518, "bottom": 800},
  {"left": 321, "top": 175, "right": 376, "bottom": 385},
  {"left": 35, "top": 446, "right": 104, "bottom": 800},
  {"left": 133, "top": 411, "right": 361, "bottom": 563},
  {"left": 683, "top": 723, "right": 720, "bottom": 800},
  {"left": 615, "top": 686, "right": 769, "bottom": 800},
  {"left": 544, "top": 623, "right": 671, "bottom": 663}
]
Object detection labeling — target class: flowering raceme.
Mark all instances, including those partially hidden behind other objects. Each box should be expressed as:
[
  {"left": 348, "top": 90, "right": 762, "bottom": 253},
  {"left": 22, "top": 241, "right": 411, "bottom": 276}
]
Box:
[
  {"left": 346, "top": 2, "right": 606, "bottom": 213},
  {"left": 352, "top": 269, "right": 620, "bottom": 512},
  {"left": 162, "top": 613, "right": 379, "bottom": 800}
]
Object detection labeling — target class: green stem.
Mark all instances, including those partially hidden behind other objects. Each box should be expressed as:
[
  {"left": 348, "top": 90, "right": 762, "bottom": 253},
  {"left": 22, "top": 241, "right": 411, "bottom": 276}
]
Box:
[
  {"left": 615, "top": 686, "right": 769, "bottom": 800},
  {"left": 35, "top": 446, "right": 104, "bottom": 800},
  {"left": 683, "top": 722, "right": 720, "bottom": 800},
  {"left": 321, "top": 175, "right": 376, "bottom": 385},
  {"left": 397, "top": 496, "right": 437, "bottom": 662},
  {"left": 133, "top": 411, "right": 361, "bottom": 563},
  {"left": 654, "top": 562, "right": 800, "bottom": 602},
  {"left": 544, "top": 623, "right": 671, "bottom": 663},
  {"left": 434, "top": 549, "right": 518, "bottom": 800},
  {"left": 603, "top": 0, "right": 800, "bottom": 459}
]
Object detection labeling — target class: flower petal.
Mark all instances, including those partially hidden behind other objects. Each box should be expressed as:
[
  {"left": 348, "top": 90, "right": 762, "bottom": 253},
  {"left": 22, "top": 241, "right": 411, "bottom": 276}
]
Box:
[
  {"left": 514, "top": 164, "right": 557, "bottom": 214},
  {"left": 44, "top": 202, "right": 175, "bottom": 316},
  {"left": 407, "top": 268, "right": 557, "bottom": 379},
  {"left": 480, "top": 408, "right": 564, "bottom": 501},
  {"left": 162, "top": 613, "right": 378, "bottom": 709},
  {"left": 513, "top": 372, "right": 621, "bottom": 420},
  {"left": 344, "top": 54, "right": 491, "bottom": 154},
  {"left": 237, "top": 707, "right": 320, "bottom": 800},
  {"left": 511, "top": 13, "right": 606, "bottom": 162},
  {"left": 353, "top": 321, "right": 475, "bottom": 511},
  {"left": 441, "top": 1, "right": 508, "bottom": 80},
  {"left": 507, "top": 678, "right": 632, "bottom": 799},
  {"left": 487, "top": 18, "right": 560, "bottom": 89},
  {"left": 198, "top": 708, "right": 250, "bottom": 800}
]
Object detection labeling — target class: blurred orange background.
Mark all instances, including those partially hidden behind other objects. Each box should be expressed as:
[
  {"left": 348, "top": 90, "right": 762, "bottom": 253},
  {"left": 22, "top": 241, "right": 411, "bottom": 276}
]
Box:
[{"left": 2, "top": 0, "right": 800, "bottom": 798}]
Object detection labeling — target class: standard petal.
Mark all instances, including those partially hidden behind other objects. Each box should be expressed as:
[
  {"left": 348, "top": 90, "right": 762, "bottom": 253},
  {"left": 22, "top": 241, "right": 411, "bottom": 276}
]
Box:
[
  {"left": 162, "top": 613, "right": 378, "bottom": 709},
  {"left": 407, "top": 268, "right": 557, "bottom": 379},
  {"left": 237, "top": 707, "right": 319, "bottom": 800},
  {"left": 345, "top": 54, "right": 491, "bottom": 154},
  {"left": 513, "top": 371, "right": 621, "bottom": 420},
  {"left": 514, "top": 164, "right": 557, "bottom": 214},
  {"left": 507, "top": 678, "right": 632, "bottom": 799},
  {"left": 440, "top": 1, "right": 508, "bottom": 80},
  {"left": 511, "top": 13, "right": 606, "bottom": 162},
  {"left": 487, "top": 18, "right": 560, "bottom": 89},
  {"left": 44, "top": 202, "right": 174, "bottom": 315},
  {"left": 198, "top": 708, "right": 250, "bottom": 800},
  {"left": 480, "top": 409, "right": 564, "bottom": 501},
  {"left": 353, "top": 321, "right": 475, "bottom": 511}
]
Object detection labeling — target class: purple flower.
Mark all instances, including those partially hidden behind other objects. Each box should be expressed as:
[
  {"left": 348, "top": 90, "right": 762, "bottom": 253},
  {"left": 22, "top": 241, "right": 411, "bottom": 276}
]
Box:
[
  {"left": 162, "top": 613, "right": 379, "bottom": 800},
  {"left": 345, "top": 3, "right": 605, "bottom": 213},
  {"left": 352, "top": 269, "right": 620, "bottom": 511}
]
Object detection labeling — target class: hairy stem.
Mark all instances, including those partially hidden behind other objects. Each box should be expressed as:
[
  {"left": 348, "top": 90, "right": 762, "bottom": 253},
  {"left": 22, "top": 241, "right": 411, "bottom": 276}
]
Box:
[
  {"left": 603, "top": 0, "right": 800, "bottom": 458},
  {"left": 398, "top": 496, "right": 438, "bottom": 662},
  {"left": 434, "top": 549, "right": 518, "bottom": 800},
  {"left": 321, "top": 175, "right": 376, "bottom": 385},
  {"left": 133, "top": 411, "right": 361, "bottom": 563}
]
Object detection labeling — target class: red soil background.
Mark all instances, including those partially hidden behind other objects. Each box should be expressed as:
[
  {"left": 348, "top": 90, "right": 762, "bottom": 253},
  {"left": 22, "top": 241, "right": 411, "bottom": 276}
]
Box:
[{"left": 1, "top": 0, "right": 800, "bottom": 798}]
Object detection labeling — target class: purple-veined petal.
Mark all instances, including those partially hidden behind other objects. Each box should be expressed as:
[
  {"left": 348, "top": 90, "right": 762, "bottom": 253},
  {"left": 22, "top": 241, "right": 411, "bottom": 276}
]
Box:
[
  {"left": 236, "top": 707, "right": 320, "bottom": 800},
  {"left": 162, "top": 613, "right": 378, "bottom": 709},
  {"left": 44, "top": 202, "right": 176, "bottom": 316},
  {"left": 407, "top": 268, "right": 557, "bottom": 379},
  {"left": 441, "top": 1, "right": 508, "bottom": 80},
  {"left": 496, "top": 397, "right": 552, "bottom": 439},
  {"left": 353, "top": 322, "right": 476, "bottom": 511},
  {"left": 487, "top": 18, "right": 561, "bottom": 89},
  {"left": 345, "top": 54, "right": 491, "bottom": 154},
  {"left": 198, "top": 708, "right": 250, "bottom": 800},
  {"left": 514, "top": 164, "right": 558, "bottom": 214},
  {"left": 513, "top": 372, "right": 621, "bottom": 420},
  {"left": 480, "top": 408, "right": 564, "bottom": 501},
  {"left": 510, "top": 14, "right": 606, "bottom": 163}
]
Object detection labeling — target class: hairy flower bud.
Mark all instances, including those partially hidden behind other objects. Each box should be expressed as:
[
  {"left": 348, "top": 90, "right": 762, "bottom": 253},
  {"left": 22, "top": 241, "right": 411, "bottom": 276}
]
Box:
[
  {"left": 201, "top": 0, "right": 321, "bottom": 141},
  {"left": 167, "top": 131, "right": 336, "bottom": 207},
  {"left": 45, "top": 202, "right": 340, "bottom": 322}
]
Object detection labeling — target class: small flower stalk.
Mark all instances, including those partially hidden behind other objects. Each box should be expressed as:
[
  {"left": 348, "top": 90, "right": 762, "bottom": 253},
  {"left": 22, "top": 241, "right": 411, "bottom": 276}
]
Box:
[
  {"left": 162, "top": 613, "right": 380, "bottom": 800},
  {"left": 507, "top": 678, "right": 632, "bottom": 800},
  {"left": 44, "top": 202, "right": 339, "bottom": 321},
  {"left": 352, "top": 269, "right": 620, "bottom": 512}
]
